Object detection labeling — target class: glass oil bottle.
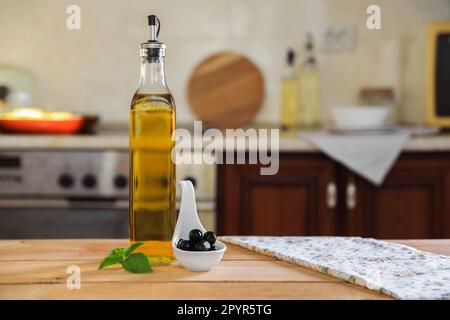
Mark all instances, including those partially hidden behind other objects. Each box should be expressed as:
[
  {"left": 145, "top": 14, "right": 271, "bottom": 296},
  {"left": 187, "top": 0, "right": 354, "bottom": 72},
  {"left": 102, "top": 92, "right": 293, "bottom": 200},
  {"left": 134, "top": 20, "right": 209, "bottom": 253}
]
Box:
[
  {"left": 129, "top": 15, "right": 176, "bottom": 264},
  {"left": 298, "top": 33, "right": 319, "bottom": 128},
  {"left": 280, "top": 48, "right": 300, "bottom": 130}
]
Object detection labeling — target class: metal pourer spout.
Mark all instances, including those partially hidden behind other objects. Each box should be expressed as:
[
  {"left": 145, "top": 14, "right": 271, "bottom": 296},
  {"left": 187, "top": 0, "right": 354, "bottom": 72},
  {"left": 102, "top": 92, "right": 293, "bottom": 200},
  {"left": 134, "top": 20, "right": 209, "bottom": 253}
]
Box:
[
  {"left": 148, "top": 15, "right": 160, "bottom": 42},
  {"left": 141, "top": 15, "right": 165, "bottom": 59}
]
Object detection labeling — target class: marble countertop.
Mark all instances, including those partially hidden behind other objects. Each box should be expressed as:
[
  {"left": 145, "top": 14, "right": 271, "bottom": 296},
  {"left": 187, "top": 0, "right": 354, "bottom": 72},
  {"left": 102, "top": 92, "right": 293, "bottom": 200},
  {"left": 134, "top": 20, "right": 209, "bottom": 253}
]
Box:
[{"left": 0, "top": 131, "right": 450, "bottom": 152}]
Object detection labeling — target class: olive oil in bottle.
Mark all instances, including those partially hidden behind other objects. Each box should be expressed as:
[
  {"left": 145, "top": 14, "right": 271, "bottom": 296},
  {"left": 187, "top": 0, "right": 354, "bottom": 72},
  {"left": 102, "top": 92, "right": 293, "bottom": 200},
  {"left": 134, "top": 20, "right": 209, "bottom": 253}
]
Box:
[{"left": 129, "top": 15, "right": 176, "bottom": 264}]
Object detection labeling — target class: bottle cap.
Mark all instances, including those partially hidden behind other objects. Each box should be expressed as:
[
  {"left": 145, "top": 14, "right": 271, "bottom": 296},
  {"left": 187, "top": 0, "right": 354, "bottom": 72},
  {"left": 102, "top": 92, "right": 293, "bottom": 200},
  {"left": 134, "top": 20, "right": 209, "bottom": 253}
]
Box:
[
  {"left": 305, "top": 32, "right": 314, "bottom": 51},
  {"left": 140, "top": 15, "right": 166, "bottom": 58},
  {"left": 287, "top": 48, "right": 296, "bottom": 66},
  {"left": 305, "top": 32, "right": 316, "bottom": 64}
]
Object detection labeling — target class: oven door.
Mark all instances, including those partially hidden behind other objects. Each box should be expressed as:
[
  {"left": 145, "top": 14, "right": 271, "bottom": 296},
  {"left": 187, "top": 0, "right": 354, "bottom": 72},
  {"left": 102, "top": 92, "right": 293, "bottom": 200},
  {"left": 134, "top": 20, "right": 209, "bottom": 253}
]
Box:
[{"left": 0, "top": 198, "right": 128, "bottom": 239}]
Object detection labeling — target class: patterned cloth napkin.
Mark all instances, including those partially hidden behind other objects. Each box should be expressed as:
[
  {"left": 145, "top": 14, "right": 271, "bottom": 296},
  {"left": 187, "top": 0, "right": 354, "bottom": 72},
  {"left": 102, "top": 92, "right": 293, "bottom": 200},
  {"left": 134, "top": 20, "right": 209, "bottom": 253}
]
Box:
[{"left": 220, "top": 236, "right": 450, "bottom": 300}]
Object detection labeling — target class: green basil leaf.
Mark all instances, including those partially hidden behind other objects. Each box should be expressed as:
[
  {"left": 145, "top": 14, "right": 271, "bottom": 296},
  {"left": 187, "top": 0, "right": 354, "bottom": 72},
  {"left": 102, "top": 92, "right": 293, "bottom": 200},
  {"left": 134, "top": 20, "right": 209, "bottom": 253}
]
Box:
[
  {"left": 110, "top": 248, "right": 127, "bottom": 258},
  {"left": 125, "top": 242, "right": 144, "bottom": 257},
  {"left": 123, "top": 253, "right": 153, "bottom": 273},
  {"left": 98, "top": 255, "right": 123, "bottom": 270}
]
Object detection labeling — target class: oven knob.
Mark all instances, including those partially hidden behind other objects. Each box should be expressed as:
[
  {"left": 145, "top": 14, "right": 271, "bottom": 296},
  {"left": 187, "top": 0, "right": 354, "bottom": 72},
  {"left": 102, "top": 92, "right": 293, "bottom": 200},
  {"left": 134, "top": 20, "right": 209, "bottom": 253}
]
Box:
[
  {"left": 82, "top": 174, "right": 97, "bottom": 189},
  {"left": 114, "top": 175, "right": 128, "bottom": 189},
  {"left": 59, "top": 174, "right": 74, "bottom": 188}
]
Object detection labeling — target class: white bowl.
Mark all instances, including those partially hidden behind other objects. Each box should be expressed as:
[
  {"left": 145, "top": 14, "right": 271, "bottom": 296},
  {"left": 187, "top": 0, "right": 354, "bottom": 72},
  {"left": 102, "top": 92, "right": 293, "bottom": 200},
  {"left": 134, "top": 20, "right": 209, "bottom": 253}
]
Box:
[
  {"left": 173, "top": 240, "right": 226, "bottom": 272},
  {"left": 330, "top": 106, "right": 391, "bottom": 129},
  {"left": 172, "top": 180, "right": 227, "bottom": 272}
]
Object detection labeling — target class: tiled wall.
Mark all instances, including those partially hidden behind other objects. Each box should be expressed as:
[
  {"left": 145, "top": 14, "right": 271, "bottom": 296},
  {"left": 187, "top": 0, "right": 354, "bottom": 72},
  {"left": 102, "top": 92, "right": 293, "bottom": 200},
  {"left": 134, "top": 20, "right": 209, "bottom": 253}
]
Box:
[{"left": 0, "top": 0, "right": 449, "bottom": 125}]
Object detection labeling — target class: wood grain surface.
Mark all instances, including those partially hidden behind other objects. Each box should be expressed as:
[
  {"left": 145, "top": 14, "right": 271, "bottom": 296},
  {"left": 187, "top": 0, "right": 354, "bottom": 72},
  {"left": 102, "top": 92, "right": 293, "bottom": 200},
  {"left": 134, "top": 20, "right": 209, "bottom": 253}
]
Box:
[
  {"left": 187, "top": 51, "right": 264, "bottom": 128},
  {"left": 0, "top": 239, "right": 448, "bottom": 300}
]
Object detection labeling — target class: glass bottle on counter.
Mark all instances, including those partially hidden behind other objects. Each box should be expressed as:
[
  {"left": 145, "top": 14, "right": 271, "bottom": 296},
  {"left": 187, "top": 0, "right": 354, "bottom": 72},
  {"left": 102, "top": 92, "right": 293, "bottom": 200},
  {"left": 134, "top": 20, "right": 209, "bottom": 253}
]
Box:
[
  {"left": 280, "top": 48, "right": 300, "bottom": 130},
  {"left": 298, "top": 33, "right": 319, "bottom": 128},
  {"left": 129, "top": 15, "right": 176, "bottom": 264}
]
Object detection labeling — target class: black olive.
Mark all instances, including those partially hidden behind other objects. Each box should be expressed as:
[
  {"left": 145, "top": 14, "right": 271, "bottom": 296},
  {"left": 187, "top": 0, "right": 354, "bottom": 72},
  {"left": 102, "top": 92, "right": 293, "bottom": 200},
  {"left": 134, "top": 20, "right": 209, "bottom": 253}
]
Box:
[
  {"left": 189, "top": 229, "right": 203, "bottom": 242},
  {"left": 177, "top": 239, "right": 195, "bottom": 251},
  {"left": 203, "top": 231, "right": 216, "bottom": 245},
  {"left": 194, "top": 240, "right": 210, "bottom": 251}
]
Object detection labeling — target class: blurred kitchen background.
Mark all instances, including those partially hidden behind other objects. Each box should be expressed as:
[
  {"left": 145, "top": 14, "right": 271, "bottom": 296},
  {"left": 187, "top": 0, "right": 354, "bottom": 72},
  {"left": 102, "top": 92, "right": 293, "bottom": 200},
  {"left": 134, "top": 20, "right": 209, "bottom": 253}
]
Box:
[
  {"left": 1, "top": 0, "right": 450, "bottom": 240},
  {"left": 2, "top": 0, "right": 449, "bottom": 124}
]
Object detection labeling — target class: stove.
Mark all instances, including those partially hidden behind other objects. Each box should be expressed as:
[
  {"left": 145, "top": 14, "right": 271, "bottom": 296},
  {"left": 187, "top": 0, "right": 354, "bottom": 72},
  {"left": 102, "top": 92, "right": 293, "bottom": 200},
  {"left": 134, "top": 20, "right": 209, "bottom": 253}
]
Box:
[
  {"left": 0, "top": 131, "right": 216, "bottom": 239},
  {"left": 0, "top": 150, "right": 128, "bottom": 198}
]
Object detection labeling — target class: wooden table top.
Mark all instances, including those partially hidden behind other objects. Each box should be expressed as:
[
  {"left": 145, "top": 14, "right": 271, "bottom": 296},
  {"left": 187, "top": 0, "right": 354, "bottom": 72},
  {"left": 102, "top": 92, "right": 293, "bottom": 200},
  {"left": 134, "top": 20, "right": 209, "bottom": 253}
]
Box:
[{"left": 0, "top": 239, "right": 449, "bottom": 300}]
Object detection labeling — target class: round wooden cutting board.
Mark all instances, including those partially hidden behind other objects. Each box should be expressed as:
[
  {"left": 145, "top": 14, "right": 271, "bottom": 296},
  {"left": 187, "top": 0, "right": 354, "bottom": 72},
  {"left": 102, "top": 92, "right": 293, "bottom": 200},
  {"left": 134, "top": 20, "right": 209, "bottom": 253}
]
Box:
[{"left": 187, "top": 51, "right": 264, "bottom": 128}]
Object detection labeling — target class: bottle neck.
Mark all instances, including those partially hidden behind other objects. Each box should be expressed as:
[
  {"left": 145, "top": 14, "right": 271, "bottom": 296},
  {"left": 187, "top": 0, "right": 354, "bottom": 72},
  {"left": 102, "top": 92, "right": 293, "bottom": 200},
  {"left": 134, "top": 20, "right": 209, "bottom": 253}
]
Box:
[{"left": 139, "top": 56, "right": 168, "bottom": 92}]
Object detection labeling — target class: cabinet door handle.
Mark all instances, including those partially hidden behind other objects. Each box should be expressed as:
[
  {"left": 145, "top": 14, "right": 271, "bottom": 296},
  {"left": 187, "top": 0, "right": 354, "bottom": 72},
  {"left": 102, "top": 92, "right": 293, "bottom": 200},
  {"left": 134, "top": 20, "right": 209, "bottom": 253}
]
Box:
[
  {"left": 326, "top": 182, "right": 337, "bottom": 209},
  {"left": 346, "top": 181, "right": 357, "bottom": 210}
]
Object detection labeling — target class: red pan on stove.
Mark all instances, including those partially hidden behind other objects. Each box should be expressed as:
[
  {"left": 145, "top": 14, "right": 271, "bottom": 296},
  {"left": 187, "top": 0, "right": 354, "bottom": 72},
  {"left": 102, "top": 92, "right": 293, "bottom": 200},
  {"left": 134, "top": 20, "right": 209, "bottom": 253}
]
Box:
[{"left": 0, "top": 117, "right": 84, "bottom": 134}]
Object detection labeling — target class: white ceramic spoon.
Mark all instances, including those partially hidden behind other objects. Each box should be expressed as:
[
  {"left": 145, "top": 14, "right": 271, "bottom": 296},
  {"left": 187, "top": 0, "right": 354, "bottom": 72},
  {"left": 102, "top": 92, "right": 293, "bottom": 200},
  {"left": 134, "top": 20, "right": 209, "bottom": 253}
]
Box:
[{"left": 172, "top": 180, "right": 226, "bottom": 272}]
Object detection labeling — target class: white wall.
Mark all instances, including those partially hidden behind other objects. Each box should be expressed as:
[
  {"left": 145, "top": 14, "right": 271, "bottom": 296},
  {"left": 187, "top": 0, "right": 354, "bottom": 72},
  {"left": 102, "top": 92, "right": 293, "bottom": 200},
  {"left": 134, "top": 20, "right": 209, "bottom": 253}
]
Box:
[{"left": 0, "top": 0, "right": 449, "bottom": 125}]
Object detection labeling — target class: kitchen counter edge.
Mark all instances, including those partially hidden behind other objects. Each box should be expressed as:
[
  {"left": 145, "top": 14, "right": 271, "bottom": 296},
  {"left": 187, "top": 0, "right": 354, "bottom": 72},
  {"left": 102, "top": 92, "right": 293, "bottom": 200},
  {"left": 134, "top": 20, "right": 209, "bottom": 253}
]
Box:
[{"left": 1, "top": 134, "right": 450, "bottom": 152}]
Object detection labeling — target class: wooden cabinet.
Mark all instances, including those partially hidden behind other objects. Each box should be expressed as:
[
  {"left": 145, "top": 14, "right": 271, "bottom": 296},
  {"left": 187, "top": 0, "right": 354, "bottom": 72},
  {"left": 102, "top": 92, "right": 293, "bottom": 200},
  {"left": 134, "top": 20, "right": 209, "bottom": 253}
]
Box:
[
  {"left": 217, "top": 153, "right": 338, "bottom": 236},
  {"left": 344, "top": 153, "right": 450, "bottom": 239},
  {"left": 217, "top": 152, "right": 450, "bottom": 238}
]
